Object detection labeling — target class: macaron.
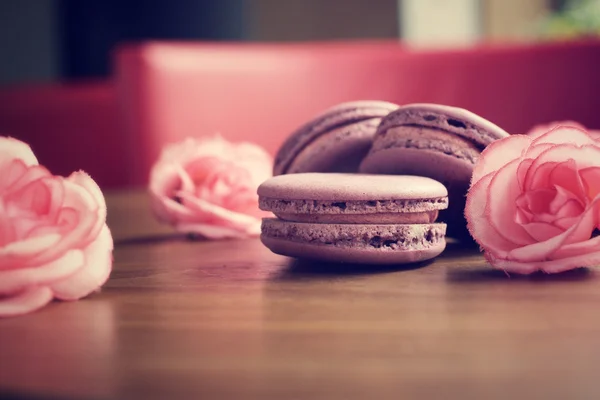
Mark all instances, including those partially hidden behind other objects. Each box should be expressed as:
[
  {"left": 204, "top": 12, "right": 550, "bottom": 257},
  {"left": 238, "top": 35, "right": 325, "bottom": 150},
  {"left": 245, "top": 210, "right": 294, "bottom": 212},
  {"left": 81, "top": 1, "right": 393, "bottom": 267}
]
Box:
[
  {"left": 359, "top": 103, "right": 509, "bottom": 240},
  {"left": 258, "top": 173, "right": 448, "bottom": 264},
  {"left": 273, "top": 100, "right": 399, "bottom": 176}
]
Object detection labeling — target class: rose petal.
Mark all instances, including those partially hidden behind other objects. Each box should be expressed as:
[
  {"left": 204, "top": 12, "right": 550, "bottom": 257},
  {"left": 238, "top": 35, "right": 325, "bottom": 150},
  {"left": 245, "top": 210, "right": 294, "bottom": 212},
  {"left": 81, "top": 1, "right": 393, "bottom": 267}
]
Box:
[
  {"left": 0, "top": 233, "right": 62, "bottom": 270},
  {"left": 30, "top": 179, "right": 101, "bottom": 266},
  {"left": 0, "top": 286, "right": 53, "bottom": 318},
  {"left": 532, "top": 126, "right": 598, "bottom": 147},
  {"left": 176, "top": 165, "right": 195, "bottom": 194},
  {"left": 518, "top": 189, "right": 555, "bottom": 215},
  {"left": 548, "top": 185, "right": 576, "bottom": 214},
  {"left": 579, "top": 167, "right": 600, "bottom": 200},
  {"left": 0, "top": 137, "right": 38, "bottom": 170},
  {"left": 552, "top": 235, "right": 600, "bottom": 259},
  {"left": 517, "top": 159, "right": 534, "bottom": 190},
  {"left": 553, "top": 215, "right": 582, "bottom": 231},
  {"left": 552, "top": 196, "right": 584, "bottom": 219},
  {"left": 508, "top": 197, "right": 600, "bottom": 262},
  {"left": 486, "top": 158, "right": 534, "bottom": 246},
  {"left": 184, "top": 157, "right": 223, "bottom": 188},
  {"left": 547, "top": 160, "right": 586, "bottom": 202},
  {"left": 158, "top": 136, "right": 228, "bottom": 165},
  {"left": 515, "top": 206, "right": 532, "bottom": 224},
  {"left": 0, "top": 201, "right": 16, "bottom": 247},
  {"left": 150, "top": 193, "right": 196, "bottom": 224},
  {"left": 0, "top": 160, "right": 26, "bottom": 193},
  {"left": 52, "top": 224, "right": 113, "bottom": 301},
  {"left": 524, "top": 143, "right": 555, "bottom": 160},
  {"left": 43, "top": 178, "right": 66, "bottom": 222},
  {"left": 527, "top": 161, "right": 557, "bottom": 192},
  {"left": 177, "top": 191, "right": 261, "bottom": 231},
  {"left": 21, "top": 207, "right": 78, "bottom": 241},
  {"left": 491, "top": 250, "right": 600, "bottom": 274},
  {"left": 521, "top": 222, "right": 564, "bottom": 242},
  {"left": 531, "top": 142, "right": 600, "bottom": 177},
  {"left": 527, "top": 121, "right": 586, "bottom": 139},
  {"left": 0, "top": 249, "right": 84, "bottom": 294},
  {"left": 485, "top": 252, "right": 539, "bottom": 275},
  {"left": 2, "top": 164, "right": 51, "bottom": 197},
  {"left": 471, "top": 135, "right": 531, "bottom": 186},
  {"left": 6, "top": 175, "right": 53, "bottom": 216},
  {"left": 67, "top": 172, "right": 107, "bottom": 247},
  {"left": 589, "top": 131, "right": 600, "bottom": 141},
  {"left": 67, "top": 171, "right": 106, "bottom": 214},
  {"left": 149, "top": 162, "right": 184, "bottom": 198},
  {"left": 526, "top": 144, "right": 600, "bottom": 189},
  {"left": 465, "top": 173, "right": 516, "bottom": 257}
]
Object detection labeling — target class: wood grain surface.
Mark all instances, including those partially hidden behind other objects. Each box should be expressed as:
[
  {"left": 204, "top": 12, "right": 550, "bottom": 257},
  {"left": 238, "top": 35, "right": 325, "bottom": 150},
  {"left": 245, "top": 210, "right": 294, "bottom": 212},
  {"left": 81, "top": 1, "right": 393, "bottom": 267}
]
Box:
[{"left": 1, "top": 190, "right": 599, "bottom": 400}]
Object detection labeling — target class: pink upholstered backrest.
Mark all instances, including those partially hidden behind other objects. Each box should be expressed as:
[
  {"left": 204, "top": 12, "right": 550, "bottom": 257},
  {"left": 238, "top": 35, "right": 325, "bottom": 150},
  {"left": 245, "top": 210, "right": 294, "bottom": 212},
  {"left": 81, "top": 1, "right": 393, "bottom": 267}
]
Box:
[
  {"left": 0, "top": 81, "right": 129, "bottom": 188},
  {"left": 115, "top": 39, "right": 600, "bottom": 187}
]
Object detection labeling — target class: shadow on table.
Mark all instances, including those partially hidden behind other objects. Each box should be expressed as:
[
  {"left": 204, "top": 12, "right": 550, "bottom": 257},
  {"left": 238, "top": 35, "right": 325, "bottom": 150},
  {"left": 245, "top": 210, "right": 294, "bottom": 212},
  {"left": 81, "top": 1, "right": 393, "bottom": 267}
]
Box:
[
  {"left": 0, "top": 390, "right": 99, "bottom": 400},
  {"left": 437, "top": 239, "right": 483, "bottom": 260},
  {"left": 272, "top": 257, "right": 434, "bottom": 281},
  {"left": 271, "top": 237, "right": 479, "bottom": 281},
  {"left": 114, "top": 233, "right": 209, "bottom": 246},
  {"left": 447, "top": 266, "right": 593, "bottom": 284}
]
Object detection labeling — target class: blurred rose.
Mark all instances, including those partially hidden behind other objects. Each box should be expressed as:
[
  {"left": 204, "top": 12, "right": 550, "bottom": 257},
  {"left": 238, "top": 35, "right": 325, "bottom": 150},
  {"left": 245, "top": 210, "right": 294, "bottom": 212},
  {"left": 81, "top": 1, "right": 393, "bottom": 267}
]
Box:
[
  {"left": 0, "top": 137, "right": 113, "bottom": 317},
  {"left": 527, "top": 120, "right": 600, "bottom": 141},
  {"left": 149, "top": 135, "right": 273, "bottom": 239},
  {"left": 465, "top": 126, "right": 600, "bottom": 274}
]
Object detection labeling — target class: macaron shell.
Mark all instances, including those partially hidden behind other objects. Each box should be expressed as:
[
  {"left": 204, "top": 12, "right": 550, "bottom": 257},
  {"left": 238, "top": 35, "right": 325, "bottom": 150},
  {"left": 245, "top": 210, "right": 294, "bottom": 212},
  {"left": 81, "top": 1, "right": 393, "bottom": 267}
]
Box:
[
  {"left": 274, "top": 100, "right": 399, "bottom": 175},
  {"left": 286, "top": 118, "right": 380, "bottom": 174},
  {"left": 258, "top": 173, "right": 448, "bottom": 201},
  {"left": 359, "top": 147, "right": 473, "bottom": 239},
  {"left": 377, "top": 103, "right": 509, "bottom": 147},
  {"left": 262, "top": 236, "right": 446, "bottom": 264},
  {"left": 261, "top": 219, "right": 447, "bottom": 264},
  {"left": 370, "top": 125, "right": 481, "bottom": 163}
]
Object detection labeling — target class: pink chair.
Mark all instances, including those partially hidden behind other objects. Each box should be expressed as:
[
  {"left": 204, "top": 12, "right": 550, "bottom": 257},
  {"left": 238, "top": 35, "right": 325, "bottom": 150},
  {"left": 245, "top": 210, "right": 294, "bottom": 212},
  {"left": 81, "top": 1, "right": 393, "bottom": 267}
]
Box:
[{"left": 115, "top": 39, "right": 600, "bottom": 187}]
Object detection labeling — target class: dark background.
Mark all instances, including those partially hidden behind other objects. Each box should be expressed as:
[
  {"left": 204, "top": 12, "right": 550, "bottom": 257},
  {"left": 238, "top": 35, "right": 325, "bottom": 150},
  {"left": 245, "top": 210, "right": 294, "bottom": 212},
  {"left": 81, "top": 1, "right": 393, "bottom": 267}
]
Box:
[
  {"left": 58, "top": 0, "right": 246, "bottom": 78},
  {"left": 0, "top": 0, "right": 400, "bottom": 85},
  {"left": 0, "top": 0, "right": 569, "bottom": 85}
]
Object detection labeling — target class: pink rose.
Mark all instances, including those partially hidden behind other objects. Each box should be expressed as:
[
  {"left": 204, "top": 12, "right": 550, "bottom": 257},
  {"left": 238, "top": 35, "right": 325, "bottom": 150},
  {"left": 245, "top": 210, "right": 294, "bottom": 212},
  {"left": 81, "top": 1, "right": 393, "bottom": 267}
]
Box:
[
  {"left": 0, "top": 137, "right": 113, "bottom": 317},
  {"left": 527, "top": 121, "right": 600, "bottom": 141},
  {"left": 465, "top": 126, "right": 600, "bottom": 274},
  {"left": 149, "top": 135, "right": 273, "bottom": 239}
]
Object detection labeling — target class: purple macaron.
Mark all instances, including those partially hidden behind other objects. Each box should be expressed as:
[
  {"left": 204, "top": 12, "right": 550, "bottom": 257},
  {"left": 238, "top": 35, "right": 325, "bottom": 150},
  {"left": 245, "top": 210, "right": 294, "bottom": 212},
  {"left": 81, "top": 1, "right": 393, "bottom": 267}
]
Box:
[
  {"left": 273, "top": 100, "right": 399, "bottom": 175},
  {"left": 258, "top": 173, "right": 448, "bottom": 264},
  {"left": 359, "top": 103, "right": 509, "bottom": 240}
]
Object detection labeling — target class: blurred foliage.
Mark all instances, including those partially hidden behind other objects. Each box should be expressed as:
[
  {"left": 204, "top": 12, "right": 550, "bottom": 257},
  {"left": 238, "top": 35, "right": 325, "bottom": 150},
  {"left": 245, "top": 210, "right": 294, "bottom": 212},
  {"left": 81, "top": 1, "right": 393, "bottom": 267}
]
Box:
[{"left": 540, "top": 0, "right": 600, "bottom": 39}]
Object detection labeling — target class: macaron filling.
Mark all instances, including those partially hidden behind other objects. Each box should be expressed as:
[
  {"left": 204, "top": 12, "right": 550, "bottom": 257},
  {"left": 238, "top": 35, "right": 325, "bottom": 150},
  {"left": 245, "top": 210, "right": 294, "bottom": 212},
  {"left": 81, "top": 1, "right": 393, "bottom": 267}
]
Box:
[
  {"left": 371, "top": 126, "right": 481, "bottom": 163},
  {"left": 259, "top": 196, "right": 448, "bottom": 214},
  {"left": 272, "top": 211, "right": 439, "bottom": 224},
  {"left": 262, "top": 219, "right": 446, "bottom": 251}
]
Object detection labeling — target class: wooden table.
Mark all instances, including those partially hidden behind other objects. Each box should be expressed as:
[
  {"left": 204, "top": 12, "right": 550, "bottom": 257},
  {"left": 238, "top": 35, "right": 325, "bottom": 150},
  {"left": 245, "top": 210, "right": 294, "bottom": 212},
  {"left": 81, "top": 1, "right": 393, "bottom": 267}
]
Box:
[{"left": 2, "top": 190, "right": 600, "bottom": 400}]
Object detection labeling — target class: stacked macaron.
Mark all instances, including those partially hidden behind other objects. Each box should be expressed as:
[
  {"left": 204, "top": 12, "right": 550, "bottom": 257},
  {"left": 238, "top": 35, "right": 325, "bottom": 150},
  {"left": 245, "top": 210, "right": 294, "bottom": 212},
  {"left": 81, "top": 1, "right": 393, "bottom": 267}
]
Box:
[
  {"left": 274, "top": 100, "right": 399, "bottom": 175},
  {"left": 258, "top": 173, "right": 448, "bottom": 264},
  {"left": 359, "top": 104, "right": 509, "bottom": 239},
  {"left": 260, "top": 100, "right": 509, "bottom": 264}
]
